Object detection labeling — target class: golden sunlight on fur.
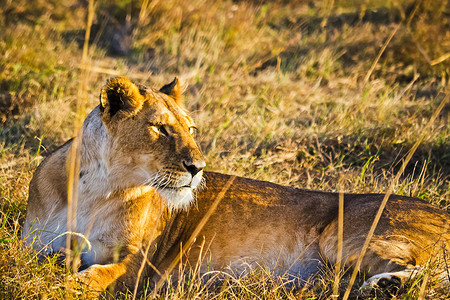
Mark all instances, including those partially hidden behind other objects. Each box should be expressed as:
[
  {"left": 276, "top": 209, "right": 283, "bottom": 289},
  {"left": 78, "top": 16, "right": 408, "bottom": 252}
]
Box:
[{"left": 23, "top": 77, "right": 450, "bottom": 297}]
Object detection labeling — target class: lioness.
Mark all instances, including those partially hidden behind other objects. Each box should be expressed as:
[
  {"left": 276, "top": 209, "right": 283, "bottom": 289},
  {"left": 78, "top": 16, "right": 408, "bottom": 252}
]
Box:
[{"left": 23, "top": 77, "right": 450, "bottom": 295}]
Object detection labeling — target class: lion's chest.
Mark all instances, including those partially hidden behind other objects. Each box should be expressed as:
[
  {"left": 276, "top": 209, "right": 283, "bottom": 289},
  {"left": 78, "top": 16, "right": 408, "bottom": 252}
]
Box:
[{"left": 76, "top": 200, "right": 129, "bottom": 266}]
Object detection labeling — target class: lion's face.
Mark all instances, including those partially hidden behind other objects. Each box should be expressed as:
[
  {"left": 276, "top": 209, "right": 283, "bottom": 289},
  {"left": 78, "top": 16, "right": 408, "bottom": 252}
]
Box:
[{"left": 99, "top": 77, "right": 205, "bottom": 208}]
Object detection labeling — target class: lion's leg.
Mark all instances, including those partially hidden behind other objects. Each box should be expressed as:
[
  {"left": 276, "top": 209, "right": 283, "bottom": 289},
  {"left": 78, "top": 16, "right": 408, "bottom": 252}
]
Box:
[
  {"left": 77, "top": 250, "right": 156, "bottom": 295},
  {"left": 318, "top": 219, "right": 421, "bottom": 291},
  {"left": 320, "top": 228, "right": 413, "bottom": 272},
  {"left": 76, "top": 251, "right": 143, "bottom": 292},
  {"left": 77, "top": 261, "right": 128, "bottom": 292}
]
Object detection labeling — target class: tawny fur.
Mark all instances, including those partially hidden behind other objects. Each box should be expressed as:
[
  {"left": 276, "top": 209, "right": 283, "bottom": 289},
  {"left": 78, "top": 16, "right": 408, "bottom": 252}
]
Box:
[{"left": 23, "top": 77, "right": 450, "bottom": 294}]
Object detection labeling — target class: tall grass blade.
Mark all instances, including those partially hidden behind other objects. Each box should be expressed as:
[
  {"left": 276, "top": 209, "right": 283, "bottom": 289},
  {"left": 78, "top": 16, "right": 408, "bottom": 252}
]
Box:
[
  {"left": 152, "top": 175, "right": 236, "bottom": 297},
  {"left": 332, "top": 192, "right": 344, "bottom": 298},
  {"left": 342, "top": 92, "right": 449, "bottom": 300}
]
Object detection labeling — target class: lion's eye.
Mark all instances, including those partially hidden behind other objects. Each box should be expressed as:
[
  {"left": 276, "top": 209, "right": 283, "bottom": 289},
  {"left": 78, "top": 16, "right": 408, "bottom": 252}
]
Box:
[
  {"left": 189, "top": 127, "right": 197, "bottom": 135},
  {"left": 149, "top": 124, "right": 169, "bottom": 137},
  {"left": 150, "top": 125, "right": 160, "bottom": 134}
]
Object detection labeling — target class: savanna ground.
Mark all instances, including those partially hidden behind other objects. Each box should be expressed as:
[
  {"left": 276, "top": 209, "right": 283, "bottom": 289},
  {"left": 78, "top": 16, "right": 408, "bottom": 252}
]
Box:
[{"left": 1, "top": 0, "right": 449, "bottom": 299}]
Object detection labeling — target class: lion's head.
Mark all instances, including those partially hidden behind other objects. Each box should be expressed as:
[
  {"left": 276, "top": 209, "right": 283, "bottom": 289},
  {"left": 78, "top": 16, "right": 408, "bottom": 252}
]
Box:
[{"left": 95, "top": 76, "right": 205, "bottom": 209}]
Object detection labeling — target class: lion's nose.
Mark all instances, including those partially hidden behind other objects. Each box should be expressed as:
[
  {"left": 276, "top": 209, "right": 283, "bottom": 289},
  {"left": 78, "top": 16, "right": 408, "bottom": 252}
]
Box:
[{"left": 183, "top": 160, "right": 206, "bottom": 177}]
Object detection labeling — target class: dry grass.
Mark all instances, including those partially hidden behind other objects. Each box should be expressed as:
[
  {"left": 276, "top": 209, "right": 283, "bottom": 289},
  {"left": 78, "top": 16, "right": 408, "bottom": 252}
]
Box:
[{"left": 1, "top": 0, "right": 449, "bottom": 299}]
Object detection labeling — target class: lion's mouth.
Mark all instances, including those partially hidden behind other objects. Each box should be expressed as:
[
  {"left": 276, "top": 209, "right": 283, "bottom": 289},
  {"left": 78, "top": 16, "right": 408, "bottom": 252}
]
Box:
[
  {"left": 161, "top": 185, "right": 191, "bottom": 190},
  {"left": 157, "top": 184, "right": 195, "bottom": 210}
]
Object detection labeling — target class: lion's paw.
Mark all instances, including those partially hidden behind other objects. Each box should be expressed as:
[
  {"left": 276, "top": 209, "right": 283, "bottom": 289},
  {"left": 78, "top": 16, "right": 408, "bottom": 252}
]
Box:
[
  {"left": 362, "top": 272, "right": 402, "bottom": 290},
  {"left": 76, "top": 264, "right": 109, "bottom": 292}
]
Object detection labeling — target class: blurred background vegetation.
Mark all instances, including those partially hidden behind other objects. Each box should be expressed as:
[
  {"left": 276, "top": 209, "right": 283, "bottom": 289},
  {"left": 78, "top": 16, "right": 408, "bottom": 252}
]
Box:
[{"left": 0, "top": 0, "right": 449, "bottom": 298}]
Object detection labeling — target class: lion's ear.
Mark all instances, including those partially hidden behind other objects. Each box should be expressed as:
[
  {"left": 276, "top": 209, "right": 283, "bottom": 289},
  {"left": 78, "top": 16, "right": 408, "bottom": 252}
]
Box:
[
  {"left": 159, "top": 77, "right": 182, "bottom": 105},
  {"left": 100, "top": 77, "right": 145, "bottom": 123}
]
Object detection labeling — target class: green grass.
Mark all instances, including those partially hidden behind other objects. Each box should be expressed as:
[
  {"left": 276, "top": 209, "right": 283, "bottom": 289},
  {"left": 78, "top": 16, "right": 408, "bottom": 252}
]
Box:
[{"left": 1, "top": 0, "right": 449, "bottom": 298}]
